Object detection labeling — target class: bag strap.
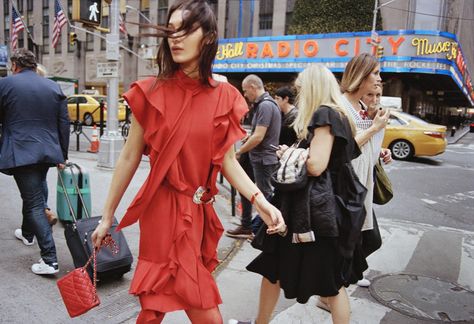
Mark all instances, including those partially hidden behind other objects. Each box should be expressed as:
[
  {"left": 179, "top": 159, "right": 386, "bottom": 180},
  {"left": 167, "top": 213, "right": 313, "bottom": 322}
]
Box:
[{"left": 82, "top": 235, "right": 119, "bottom": 297}]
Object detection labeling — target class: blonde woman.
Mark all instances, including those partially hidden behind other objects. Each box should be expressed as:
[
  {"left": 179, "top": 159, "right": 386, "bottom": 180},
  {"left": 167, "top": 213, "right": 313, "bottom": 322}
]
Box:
[{"left": 233, "top": 64, "right": 367, "bottom": 324}]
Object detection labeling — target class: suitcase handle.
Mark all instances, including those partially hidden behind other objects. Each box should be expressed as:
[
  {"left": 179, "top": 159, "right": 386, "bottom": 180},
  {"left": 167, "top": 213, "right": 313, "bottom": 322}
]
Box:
[{"left": 57, "top": 163, "right": 91, "bottom": 222}]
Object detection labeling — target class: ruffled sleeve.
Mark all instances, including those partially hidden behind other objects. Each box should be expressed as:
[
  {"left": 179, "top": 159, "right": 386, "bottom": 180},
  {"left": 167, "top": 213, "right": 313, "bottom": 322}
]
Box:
[{"left": 308, "top": 106, "right": 350, "bottom": 144}]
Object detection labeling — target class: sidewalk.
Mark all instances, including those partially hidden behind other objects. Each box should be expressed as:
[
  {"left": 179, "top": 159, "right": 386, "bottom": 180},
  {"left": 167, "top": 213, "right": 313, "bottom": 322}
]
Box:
[
  {"left": 447, "top": 125, "right": 470, "bottom": 144},
  {"left": 1, "top": 151, "right": 473, "bottom": 323}
]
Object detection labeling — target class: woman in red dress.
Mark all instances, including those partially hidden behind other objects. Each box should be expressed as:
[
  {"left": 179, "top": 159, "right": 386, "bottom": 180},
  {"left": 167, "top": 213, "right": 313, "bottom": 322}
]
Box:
[{"left": 91, "top": 1, "right": 285, "bottom": 323}]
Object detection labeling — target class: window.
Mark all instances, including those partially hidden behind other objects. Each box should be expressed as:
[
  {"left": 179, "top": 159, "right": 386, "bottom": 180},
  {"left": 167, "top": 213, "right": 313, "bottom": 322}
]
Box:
[
  {"left": 86, "top": 33, "right": 94, "bottom": 51},
  {"left": 27, "top": 0, "right": 33, "bottom": 11},
  {"left": 78, "top": 97, "right": 88, "bottom": 104},
  {"left": 100, "top": 16, "right": 109, "bottom": 50},
  {"left": 158, "top": 0, "right": 168, "bottom": 24},
  {"left": 43, "top": 0, "right": 49, "bottom": 9},
  {"left": 17, "top": 1, "right": 23, "bottom": 12},
  {"left": 42, "top": 9, "right": 49, "bottom": 54},
  {"left": 55, "top": 36, "right": 62, "bottom": 53},
  {"left": 258, "top": 0, "right": 273, "bottom": 36},
  {"left": 4, "top": 0, "right": 9, "bottom": 15},
  {"left": 67, "top": 97, "right": 77, "bottom": 104}
]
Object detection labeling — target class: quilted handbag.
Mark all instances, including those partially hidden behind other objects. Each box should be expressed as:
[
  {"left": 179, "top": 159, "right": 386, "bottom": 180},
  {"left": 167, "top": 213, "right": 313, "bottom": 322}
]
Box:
[{"left": 57, "top": 249, "right": 99, "bottom": 318}]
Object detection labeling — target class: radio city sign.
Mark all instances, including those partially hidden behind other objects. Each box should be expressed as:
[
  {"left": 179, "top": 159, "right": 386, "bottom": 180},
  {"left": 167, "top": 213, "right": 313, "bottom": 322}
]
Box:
[{"left": 213, "top": 30, "right": 473, "bottom": 103}]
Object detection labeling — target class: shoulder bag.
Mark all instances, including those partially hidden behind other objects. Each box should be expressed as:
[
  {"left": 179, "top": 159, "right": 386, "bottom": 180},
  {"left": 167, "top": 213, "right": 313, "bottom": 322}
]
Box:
[{"left": 373, "top": 159, "right": 393, "bottom": 205}]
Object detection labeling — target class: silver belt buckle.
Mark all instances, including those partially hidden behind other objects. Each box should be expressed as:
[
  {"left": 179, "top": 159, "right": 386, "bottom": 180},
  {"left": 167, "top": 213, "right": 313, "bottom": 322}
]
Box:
[{"left": 193, "top": 186, "right": 207, "bottom": 204}]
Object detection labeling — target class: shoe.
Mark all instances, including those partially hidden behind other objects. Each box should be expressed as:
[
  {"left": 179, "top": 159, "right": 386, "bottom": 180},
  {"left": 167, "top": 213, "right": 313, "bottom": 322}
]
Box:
[
  {"left": 31, "top": 259, "right": 59, "bottom": 275},
  {"left": 315, "top": 297, "right": 331, "bottom": 313},
  {"left": 45, "top": 208, "right": 58, "bottom": 226},
  {"left": 357, "top": 278, "right": 371, "bottom": 287},
  {"left": 228, "top": 320, "right": 254, "bottom": 324},
  {"left": 225, "top": 226, "right": 253, "bottom": 239},
  {"left": 14, "top": 229, "right": 34, "bottom": 246}
]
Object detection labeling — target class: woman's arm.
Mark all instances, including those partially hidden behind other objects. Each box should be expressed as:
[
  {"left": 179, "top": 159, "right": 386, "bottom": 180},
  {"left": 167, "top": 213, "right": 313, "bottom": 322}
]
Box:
[
  {"left": 91, "top": 116, "right": 146, "bottom": 248},
  {"left": 306, "top": 126, "right": 334, "bottom": 177},
  {"left": 355, "top": 109, "right": 390, "bottom": 147},
  {"left": 221, "top": 147, "right": 286, "bottom": 234}
]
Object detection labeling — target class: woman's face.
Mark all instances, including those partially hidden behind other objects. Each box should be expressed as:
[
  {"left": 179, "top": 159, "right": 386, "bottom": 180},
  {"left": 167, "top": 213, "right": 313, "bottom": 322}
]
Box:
[
  {"left": 360, "top": 64, "right": 382, "bottom": 94},
  {"left": 362, "top": 86, "right": 382, "bottom": 112},
  {"left": 167, "top": 9, "right": 204, "bottom": 71}
]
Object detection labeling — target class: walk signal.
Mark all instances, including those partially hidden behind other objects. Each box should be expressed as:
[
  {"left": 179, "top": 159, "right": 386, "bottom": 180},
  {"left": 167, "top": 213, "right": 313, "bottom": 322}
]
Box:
[
  {"left": 376, "top": 45, "right": 384, "bottom": 58},
  {"left": 69, "top": 32, "right": 78, "bottom": 46},
  {"left": 72, "top": 0, "right": 102, "bottom": 26}
]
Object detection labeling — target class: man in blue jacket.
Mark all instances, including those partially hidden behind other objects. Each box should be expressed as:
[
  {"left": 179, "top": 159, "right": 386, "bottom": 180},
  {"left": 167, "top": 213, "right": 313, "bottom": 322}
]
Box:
[{"left": 0, "top": 49, "right": 69, "bottom": 275}]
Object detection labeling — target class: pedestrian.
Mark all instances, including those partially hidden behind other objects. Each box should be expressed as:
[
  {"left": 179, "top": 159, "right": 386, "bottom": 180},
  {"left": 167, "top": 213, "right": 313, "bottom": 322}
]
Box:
[
  {"left": 274, "top": 86, "right": 298, "bottom": 146},
  {"left": 339, "top": 53, "right": 391, "bottom": 290},
  {"left": 0, "top": 48, "right": 69, "bottom": 275},
  {"left": 233, "top": 64, "right": 366, "bottom": 324},
  {"left": 90, "top": 1, "right": 285, "bottom": 323},
  {"left": 226, "top": 74, "right": 281, "bottom": 238},
  {"left": 36, "top": 63, "right": 58, "bottom": 226}
]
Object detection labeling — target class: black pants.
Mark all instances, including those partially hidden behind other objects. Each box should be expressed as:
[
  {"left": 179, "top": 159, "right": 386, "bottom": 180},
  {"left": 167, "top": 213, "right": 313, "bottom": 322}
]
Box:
[{"left": 239, "top": 152, "right": 254, "bottom": 229}]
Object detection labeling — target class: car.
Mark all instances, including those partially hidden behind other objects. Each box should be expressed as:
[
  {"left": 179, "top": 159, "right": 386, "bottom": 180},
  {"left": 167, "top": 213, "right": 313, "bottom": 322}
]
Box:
[
  {"left": 67, "top": 95, "right": 126, "bottom": 126},
  {"left": 383, "top": 111, "right": 447, "bottom": 160}
]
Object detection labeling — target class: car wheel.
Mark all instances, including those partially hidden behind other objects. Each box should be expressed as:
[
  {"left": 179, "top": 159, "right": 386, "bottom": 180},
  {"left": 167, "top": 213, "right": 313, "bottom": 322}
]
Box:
[
  {"left": 83, "top": 113, "right": 94, "bottom": 126},
  {"left": 390, "top": 140, "right": 413, "bottom": 160}
]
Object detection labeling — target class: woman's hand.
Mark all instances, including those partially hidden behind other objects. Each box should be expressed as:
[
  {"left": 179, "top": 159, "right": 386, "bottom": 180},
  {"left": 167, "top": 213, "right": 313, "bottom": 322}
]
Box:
[
  {"left": 380, "top": 148, "right": 392, "bottom": 164},
  {"left": 373, "top": 109, "right": 391, "bottom": 131},
  {"left": 91, "top": 217, "right": 113, "bottom": 249},
  {"left": 276, "top": 144, "right": 289, "bottom": 159},
  {"left": 254, "top": 195, "right": 287, "bottom": 235}
]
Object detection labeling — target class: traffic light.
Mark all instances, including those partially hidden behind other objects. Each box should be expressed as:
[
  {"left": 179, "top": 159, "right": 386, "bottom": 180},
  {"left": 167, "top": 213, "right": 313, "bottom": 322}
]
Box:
[
  {"left": 69, "top": 32, "right": 78, "bottom": 46},
  {"left": 72, "top": 0, "right": 102, "bottom": 26},
  {"left": 376, "top": 45, "right": 384, "bottom": 58}
]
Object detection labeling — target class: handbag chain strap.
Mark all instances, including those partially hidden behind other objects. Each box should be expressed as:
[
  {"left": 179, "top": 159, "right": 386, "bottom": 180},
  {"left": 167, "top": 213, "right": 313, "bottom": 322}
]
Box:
[{"left": 82, "top": 234, "right": 119, "bottom": 298}]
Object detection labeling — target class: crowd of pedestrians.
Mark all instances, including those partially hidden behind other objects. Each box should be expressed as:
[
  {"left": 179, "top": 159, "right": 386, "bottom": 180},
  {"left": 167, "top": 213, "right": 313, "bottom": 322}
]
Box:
[{"left": 0, "top": 1, "right": 394, "bottom": 323}]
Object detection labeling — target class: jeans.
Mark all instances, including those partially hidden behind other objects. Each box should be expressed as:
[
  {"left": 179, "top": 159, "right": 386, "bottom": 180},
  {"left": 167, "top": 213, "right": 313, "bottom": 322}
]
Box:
[
  {"left": 12, "top": 164, "right": 57, "bottom": 265},
  {"left": 42, "top": 171, "right": 49, "bottom": 210},
  {"left": 250, "top": 161, "right": 278, "bottom": 232}
]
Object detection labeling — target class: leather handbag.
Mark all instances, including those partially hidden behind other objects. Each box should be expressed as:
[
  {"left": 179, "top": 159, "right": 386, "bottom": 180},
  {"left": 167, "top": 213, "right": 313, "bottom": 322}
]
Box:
[
  {"left": 271, "top": 146, "right": 309, "bottom": 192},
  {"left": 57, "top": 249, "right": 100, "bottom": 318},
  {"left": 57, "top": 235, "right": 118, "bottom": 318},
  {"left": 373, "top": 160, "right": 393, "bottom": 205}
]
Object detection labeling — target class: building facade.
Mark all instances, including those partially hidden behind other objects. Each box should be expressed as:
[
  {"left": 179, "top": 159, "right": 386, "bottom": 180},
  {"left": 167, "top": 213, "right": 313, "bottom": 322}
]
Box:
[{"left": 0, "top": 0, "right": 472, "bottom": 123}]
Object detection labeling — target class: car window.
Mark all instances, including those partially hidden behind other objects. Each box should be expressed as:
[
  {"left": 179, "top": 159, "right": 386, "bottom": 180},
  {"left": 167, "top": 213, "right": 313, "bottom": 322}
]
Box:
[
  {"left": 67, "top": 97, "right": 77, "bottom": 104},
  {"left": 388, "top": 115, "right": 406, "bottom": 126},
  {"left": 78, "top": 97, "right": 88, "bottom": 104},
  {"left": 398, "top": 112, "right": 429, "bottom": 125},
  {"left": 93, "top": 96, "right": 106, "bottom": 104}
]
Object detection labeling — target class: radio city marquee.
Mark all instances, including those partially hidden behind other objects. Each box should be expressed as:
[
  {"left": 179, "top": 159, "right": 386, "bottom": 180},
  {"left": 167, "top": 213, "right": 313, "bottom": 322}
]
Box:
[{"left": 213, "top": 30, "right": 473, "bottom": 103}]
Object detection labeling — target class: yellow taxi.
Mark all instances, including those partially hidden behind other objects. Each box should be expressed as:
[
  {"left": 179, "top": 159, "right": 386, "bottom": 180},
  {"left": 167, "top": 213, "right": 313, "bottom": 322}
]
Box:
[
  {"left": 383, "top": 111, "right": 447, "bottom": 160},
  {"left": 67, "top": 95, "right": 126, "bottom": 126}
]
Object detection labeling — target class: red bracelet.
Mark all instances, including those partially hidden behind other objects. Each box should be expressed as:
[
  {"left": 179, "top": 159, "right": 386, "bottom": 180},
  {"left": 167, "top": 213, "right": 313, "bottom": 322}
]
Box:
[{"left": 250, "top": 191, "right": 261, "bottom": 204}]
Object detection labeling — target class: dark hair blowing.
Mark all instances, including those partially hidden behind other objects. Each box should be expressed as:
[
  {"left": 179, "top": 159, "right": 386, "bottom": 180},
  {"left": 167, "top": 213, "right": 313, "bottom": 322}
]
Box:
[
  {"left": 340, "top": 53, "right": 379, "bottom": 94},
  {"left": 156, "top": 0, "right": 218, "bottom": 86},
  {"left": 275, "top": 86, "right": 295, "bottom": 104}
]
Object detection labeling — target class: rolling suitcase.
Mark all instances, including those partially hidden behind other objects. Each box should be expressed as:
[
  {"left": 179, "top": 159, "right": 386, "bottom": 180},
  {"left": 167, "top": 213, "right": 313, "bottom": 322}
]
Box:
[
  {"left": 57, "top": 164, "right": 92, "bottom": 222},
  {"left": 58, "top": 163, "right": 133, "bottom": 280}
]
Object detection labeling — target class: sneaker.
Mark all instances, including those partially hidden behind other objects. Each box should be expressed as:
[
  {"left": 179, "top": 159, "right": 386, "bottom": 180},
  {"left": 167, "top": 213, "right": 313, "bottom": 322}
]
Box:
[
  {"left": 357, "top": 278, "right": 371, "bottom": 287},
  {"left": 14, "top": 229, "right": 34, "bottom": 246},
  {"left": 228, "top": 320, "right": 254, "bottom": 324},
  {"left": 225, "top": 226, "right": 253, "bottom": 239},
  {"left": 45, "top": 208, "right": 58, "bottom": 226},
  {"left": 315, "top": 297, "right": 331, "bottom": 313},
  {"left": 31, "top": 259, "right": 59, "bottom": 275}
]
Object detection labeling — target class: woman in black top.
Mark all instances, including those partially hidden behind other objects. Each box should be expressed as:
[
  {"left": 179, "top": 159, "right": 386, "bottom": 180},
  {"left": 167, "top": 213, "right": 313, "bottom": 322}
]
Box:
[{"left": 243, "top": 64, "right": 367, "bottom": 324}]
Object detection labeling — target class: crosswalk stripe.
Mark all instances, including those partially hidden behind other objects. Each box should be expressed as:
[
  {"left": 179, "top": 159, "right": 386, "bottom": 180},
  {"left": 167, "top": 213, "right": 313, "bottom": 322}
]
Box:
[
  {"left": 458, "top": 237, "right": 474, "bottom": 290},
  {"left": 367, "top": 226, "right": 423, "bottom": 274},
  {"left": 421, "top": 198, "right": 437, "bottom": 204}
]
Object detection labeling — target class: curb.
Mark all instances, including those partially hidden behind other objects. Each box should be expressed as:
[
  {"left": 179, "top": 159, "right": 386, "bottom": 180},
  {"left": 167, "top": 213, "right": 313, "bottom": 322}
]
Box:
[{"left": 448, "top": 126, "right": 470, "bottom": 144}]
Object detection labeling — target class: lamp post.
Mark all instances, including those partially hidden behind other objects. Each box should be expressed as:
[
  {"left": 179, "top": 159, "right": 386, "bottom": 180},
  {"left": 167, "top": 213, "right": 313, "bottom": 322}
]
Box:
[
  {"left": 125, "top": 5, "right": 152, "bottom": 24},
  {"left": 371, "top": 0, "right": 398, "bottom": 55},
  {"left": 98, "top": 0, "right": 123, "bottom": 168}
]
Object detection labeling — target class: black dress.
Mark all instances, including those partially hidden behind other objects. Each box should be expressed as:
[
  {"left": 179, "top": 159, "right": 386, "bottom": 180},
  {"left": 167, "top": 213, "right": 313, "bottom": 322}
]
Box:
[{"left": 247, "top": 106, "right": 368, "bottom": 303}]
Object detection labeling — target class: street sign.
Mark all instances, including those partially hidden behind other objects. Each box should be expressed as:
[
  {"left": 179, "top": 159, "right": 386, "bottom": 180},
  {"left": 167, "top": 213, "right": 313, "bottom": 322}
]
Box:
[
  {"left": 72, "top": 0, "right": 102, "bottom": 26},
  {"left": 371, "top": 30, "right": 380, "bottom": 46},
  {"left": 97, "top": 62, "right": 119, "bottom": 78},
  {"left": 106, "top": 33, "right": 120, "bottom": 60}
]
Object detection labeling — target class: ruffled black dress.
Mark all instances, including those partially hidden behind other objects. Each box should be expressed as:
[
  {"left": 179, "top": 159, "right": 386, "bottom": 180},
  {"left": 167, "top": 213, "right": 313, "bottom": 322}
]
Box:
[{"left": 247, "top": 106, "right": 368, "bottom": 303}]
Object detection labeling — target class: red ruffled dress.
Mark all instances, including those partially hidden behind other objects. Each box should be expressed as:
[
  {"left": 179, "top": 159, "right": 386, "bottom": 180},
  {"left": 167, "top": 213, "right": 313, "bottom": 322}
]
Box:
[{"left": 117, "top": 70, "right": 247, "bottom": 314}]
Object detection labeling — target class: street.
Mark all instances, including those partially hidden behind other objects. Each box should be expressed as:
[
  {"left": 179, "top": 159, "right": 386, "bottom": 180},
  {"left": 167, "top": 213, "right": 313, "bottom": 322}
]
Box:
[
  {"left": 0, "top": 132, "right": 473, "bottom": 323},
  {"left": 378, "top": 132, "right": 474, "bottom": 231}
]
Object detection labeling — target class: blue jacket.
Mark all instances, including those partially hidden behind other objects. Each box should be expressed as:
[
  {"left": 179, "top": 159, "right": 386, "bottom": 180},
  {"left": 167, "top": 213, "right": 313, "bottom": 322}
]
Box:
[{"left": 0, "top": 69, "right": 69, "bottom": 174}]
